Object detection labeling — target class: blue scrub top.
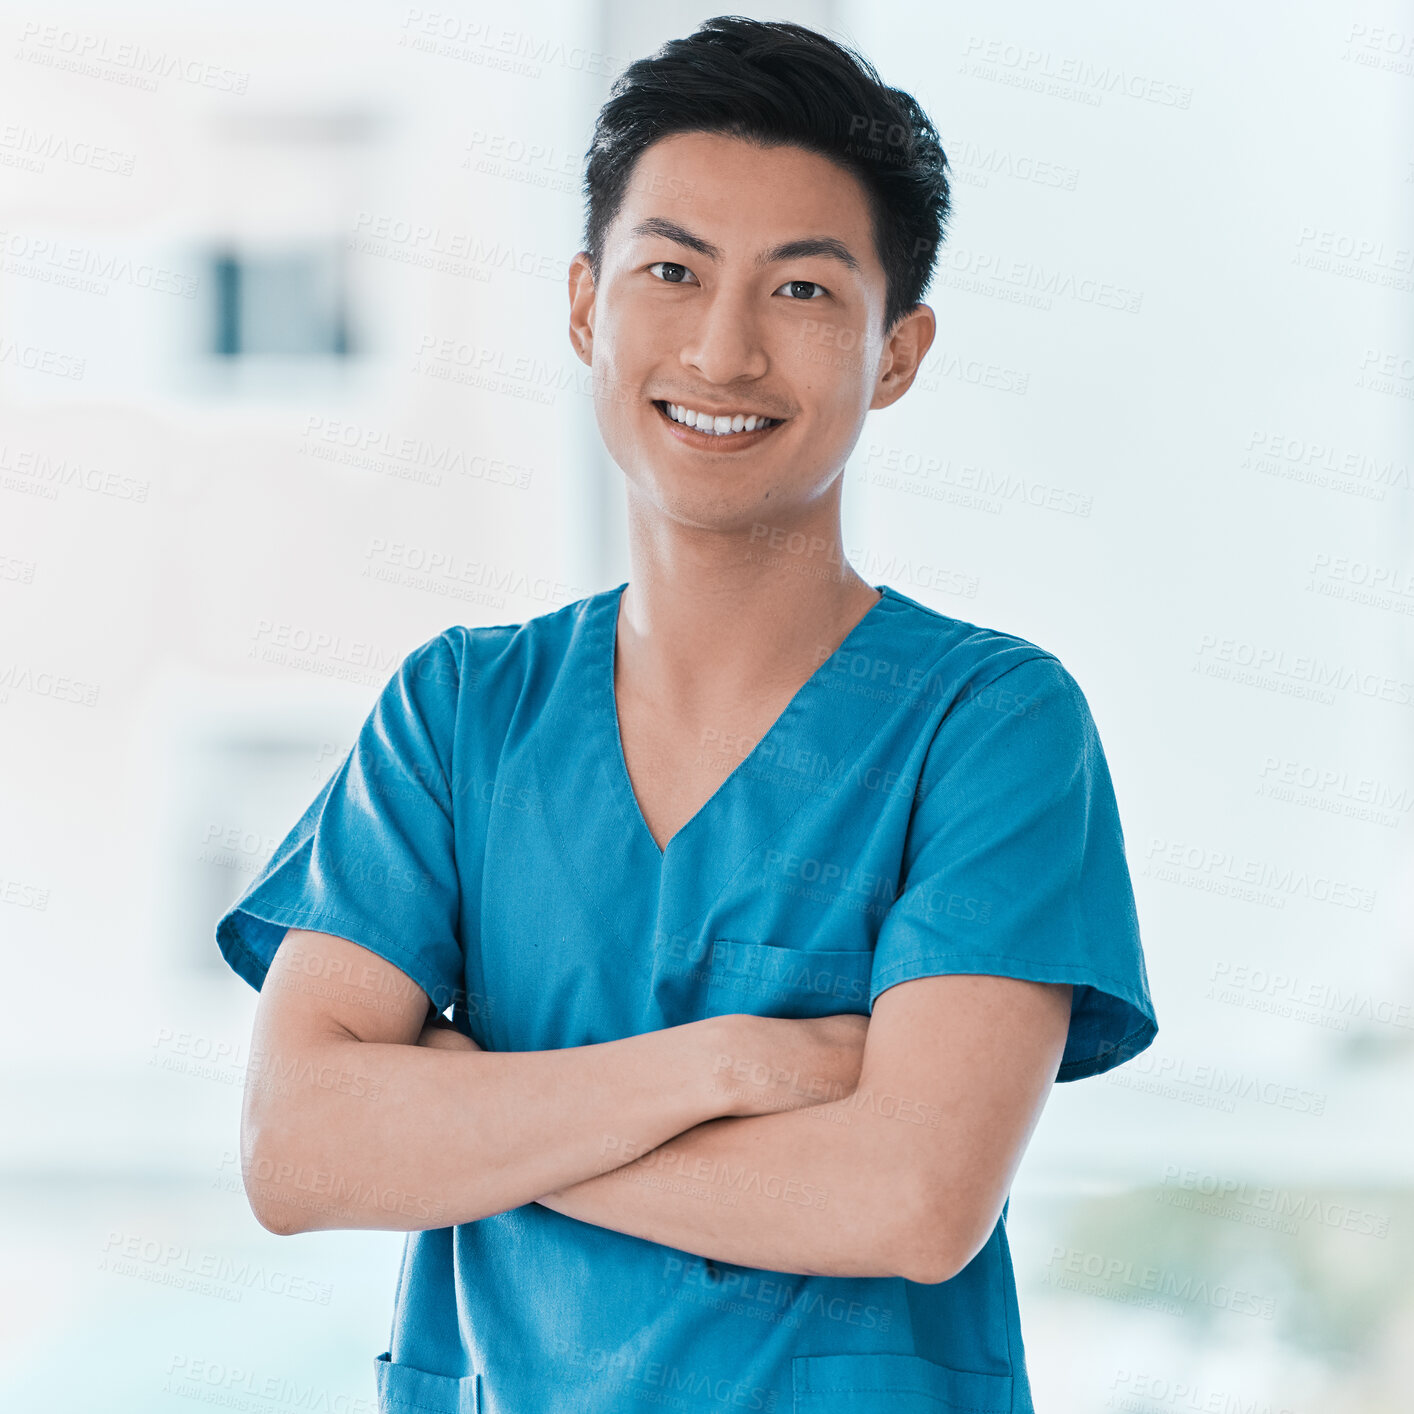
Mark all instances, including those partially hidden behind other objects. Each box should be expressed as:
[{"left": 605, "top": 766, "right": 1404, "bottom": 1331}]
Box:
[{"left": 216, "top": 581, "right": 1158, "bottom": 1414}]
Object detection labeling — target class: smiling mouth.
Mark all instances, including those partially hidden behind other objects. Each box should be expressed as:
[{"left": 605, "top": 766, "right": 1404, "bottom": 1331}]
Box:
[{"left": 653, "top": 400, "right": 786, "bottom": 441}]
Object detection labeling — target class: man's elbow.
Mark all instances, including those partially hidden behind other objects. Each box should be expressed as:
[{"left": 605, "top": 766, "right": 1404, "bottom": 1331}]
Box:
[
  {"left": 241, "top": 1119, "right": 313, "bottom": 1237},
  {"left": 251, "top": 1197, "right": 304, "bottom": 1238},
  {"left": 891, "top": 1232, "right": 961, "bottom": 1285},
  {"left": 884, "top": 1171, "right": 984, "bottom": 1285}
]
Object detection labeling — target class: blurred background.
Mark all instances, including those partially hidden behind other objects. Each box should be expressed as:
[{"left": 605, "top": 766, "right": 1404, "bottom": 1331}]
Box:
[{"left": 2, "top": 0, "right": 1411, "bottom": 1409}]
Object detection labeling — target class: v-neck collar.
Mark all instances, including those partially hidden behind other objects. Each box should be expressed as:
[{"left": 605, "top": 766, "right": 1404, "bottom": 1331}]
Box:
[
  {"left": 597, "top": 581, "right": 900, "bottom": 861},
  {"left": 526, "top": 579, "right": 946, "bottom": 958}
]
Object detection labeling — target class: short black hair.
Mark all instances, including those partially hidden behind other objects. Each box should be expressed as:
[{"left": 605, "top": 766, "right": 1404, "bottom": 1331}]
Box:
[{"left": 580, "top": 15, "right": 951, "bottom": 338}]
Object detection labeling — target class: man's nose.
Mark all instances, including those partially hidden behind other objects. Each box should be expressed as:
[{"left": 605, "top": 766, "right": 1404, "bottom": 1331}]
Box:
[{"left": 679, "top": 288, "right": 770, "bottom": 385}]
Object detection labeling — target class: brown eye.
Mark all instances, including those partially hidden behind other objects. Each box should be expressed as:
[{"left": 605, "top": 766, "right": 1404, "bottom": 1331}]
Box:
[{"left": 648, "top": 262, "right": 699, "bottom": 285}]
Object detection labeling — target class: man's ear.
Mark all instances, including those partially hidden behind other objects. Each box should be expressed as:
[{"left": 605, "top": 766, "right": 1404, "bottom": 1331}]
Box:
[
  {"left": 870, "top": 303, "right": 936, "bottom": 412},
  {"left": 568, "top": 250, "right": 596, "bottom": 367}
]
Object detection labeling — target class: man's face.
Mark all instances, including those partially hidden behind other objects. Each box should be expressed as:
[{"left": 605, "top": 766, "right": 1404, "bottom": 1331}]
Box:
[{"left": 568, "top": 131, "right": 931, "bottom": 536}]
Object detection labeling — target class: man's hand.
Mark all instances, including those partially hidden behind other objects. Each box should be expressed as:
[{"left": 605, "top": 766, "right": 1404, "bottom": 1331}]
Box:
[
  {"left": 695, "top": 1012, "right": 870, "bottom": 1117},
  {"left": 411, "top": 1008, "right": 867, "bottom": 1114},
  {"left": 416, "top": 1011, "right": 482, "bottom": 1053}
]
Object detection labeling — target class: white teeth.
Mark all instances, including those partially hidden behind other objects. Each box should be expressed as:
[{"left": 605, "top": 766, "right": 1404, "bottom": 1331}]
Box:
[{"left": 664, "top": 402, "right": 778, "bottom": 436}]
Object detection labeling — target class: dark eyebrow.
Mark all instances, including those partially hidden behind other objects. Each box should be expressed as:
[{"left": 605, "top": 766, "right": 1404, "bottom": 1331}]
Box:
[{"left": 627, "top": 216, "right": 860, "bottom": 273}]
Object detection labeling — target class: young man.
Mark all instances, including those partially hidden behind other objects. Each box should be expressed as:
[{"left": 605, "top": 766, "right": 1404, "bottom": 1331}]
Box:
[{"left": 217, "top": 17, "right": 1157, "bottom": 1414}]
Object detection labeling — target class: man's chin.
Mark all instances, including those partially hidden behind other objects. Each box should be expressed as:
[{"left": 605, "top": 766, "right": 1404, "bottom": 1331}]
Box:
[{"left": 623, "top": 473, "right": 779, "bottom": 536}]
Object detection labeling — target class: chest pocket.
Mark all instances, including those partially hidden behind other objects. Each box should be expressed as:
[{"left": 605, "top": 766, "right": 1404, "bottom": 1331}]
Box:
[{"left": 703, "top": 939, "right": 874, "bottom": 1019}]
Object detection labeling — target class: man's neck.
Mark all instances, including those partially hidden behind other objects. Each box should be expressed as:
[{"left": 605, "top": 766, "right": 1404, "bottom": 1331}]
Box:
[{"left": 614, "top": 535, "right": 881, "bottom": 718}]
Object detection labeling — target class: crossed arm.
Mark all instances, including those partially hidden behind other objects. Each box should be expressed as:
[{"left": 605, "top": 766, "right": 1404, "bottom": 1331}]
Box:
[
  {"left": 242, "top": 928, "right": 1070, "bottom": 1284},
  {"left": 532, "top": 972, "right": 1070, "bottom": 1282}
]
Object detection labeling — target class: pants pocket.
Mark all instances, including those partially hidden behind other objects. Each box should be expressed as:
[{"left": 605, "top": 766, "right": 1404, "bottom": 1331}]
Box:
[
  {"left": 705, "top": 940, "right": 874, "bottom": 1018},
  {"left": 374, "top": 1351, "right": 481, "bottom": 1413},
  {"left": 792, "top": 1351, "right": 1012, "bottom": 1413}
]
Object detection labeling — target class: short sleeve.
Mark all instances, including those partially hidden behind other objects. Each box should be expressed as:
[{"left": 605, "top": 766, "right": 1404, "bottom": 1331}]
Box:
[
  {"left": 215, "top": 630, "right": 466, "bottom": 1014},
  {"left": 869, "top": 653, "right": 1157, "bottom": 1081}
]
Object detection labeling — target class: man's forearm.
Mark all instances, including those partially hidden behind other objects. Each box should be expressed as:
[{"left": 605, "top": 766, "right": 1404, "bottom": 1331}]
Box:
[
  {"left": 532, "top": 1088, "right": 925, "bottom": 1280},
  {"left": 245, "top": 1018, "right": 731, "bottom": 1236}
]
